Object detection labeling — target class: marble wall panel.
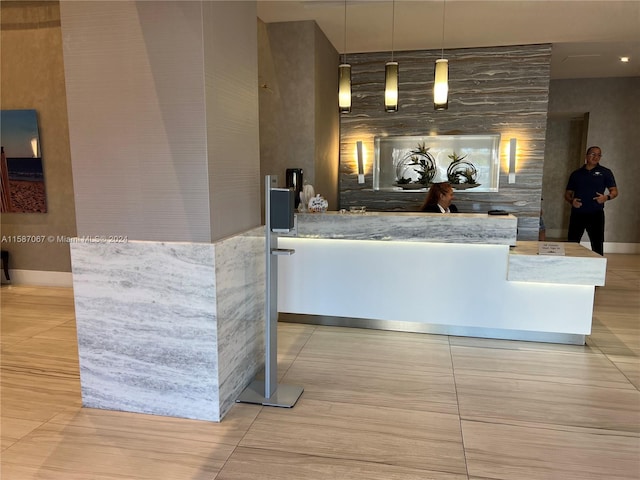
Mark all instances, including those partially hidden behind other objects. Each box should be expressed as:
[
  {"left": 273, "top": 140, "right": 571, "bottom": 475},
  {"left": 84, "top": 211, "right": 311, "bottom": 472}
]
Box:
[
  {"left": 71, "top": 241, "right": 219, "bottom": 420},
  {"left": 70, "top": 229, "right": 267, "bottom": 422},
  {"left": 214, "top": 227, "right": 266, "bottom": 419},
  {"left": 339, "top": 44, "right": 551, "bottom": 241}
]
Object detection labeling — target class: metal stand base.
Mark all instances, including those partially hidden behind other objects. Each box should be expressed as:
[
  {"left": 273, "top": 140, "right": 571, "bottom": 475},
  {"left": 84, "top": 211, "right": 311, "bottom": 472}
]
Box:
[{"left": 236, "top": 380, "right": 303, "bottom": 408}]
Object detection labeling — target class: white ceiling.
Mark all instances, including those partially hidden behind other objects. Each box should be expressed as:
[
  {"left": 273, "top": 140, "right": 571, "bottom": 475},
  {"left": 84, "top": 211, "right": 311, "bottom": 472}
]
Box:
[{"left": 257, "top": 0, "right": 640, "bottom": 79}]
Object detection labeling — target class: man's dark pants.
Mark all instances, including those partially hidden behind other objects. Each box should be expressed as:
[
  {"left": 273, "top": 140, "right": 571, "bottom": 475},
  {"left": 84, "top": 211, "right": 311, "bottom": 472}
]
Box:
[{"left": 568, "top": 210, "right": 605, "bottom": 256}]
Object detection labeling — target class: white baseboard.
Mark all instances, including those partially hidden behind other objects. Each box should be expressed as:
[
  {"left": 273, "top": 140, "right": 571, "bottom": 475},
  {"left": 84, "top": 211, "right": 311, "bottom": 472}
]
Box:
[
  {"left": 601, "top": 243, "right": 640, "bottom": 254},
  {"left": 1, "top": 269, "right": 73, "bottom": 287},
  {"left": 575, "top": 241, "right": 639, "bottom": 254}
]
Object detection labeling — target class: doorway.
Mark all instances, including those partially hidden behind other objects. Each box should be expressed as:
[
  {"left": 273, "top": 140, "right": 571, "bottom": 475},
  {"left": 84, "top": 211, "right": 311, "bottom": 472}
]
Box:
[{"left": 542, "top": 113, "right": 589, "bottom": 240}]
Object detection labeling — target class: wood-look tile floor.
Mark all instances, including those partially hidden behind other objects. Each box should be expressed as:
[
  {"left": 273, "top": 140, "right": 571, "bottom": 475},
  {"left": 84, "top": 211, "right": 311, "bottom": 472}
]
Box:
[{"left": 1, "top": 254, "right": 639, "bottom": 479}]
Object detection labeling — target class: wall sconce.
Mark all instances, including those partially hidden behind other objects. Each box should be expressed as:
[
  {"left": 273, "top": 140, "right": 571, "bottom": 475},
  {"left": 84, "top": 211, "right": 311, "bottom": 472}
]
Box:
[
  {"left": 508, "top": 138, "right": 517, "bottom": 183},
  {"left": 356, "top": 141, "right": 365, "bottom": 184},
  {"left": 338, "top": 0, "right": 351, "bottom": 114}
]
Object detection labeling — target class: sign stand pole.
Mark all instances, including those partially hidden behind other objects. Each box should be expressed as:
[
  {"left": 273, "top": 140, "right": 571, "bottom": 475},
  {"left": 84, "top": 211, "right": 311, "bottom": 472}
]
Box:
[{"left": 237, "top": 175, "right": 303, "bottom": 407}]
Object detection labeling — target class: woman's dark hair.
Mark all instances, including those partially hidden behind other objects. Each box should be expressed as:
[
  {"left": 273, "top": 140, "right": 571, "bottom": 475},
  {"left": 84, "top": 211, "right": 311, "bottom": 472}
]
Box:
[{"left": 420, "top": 182, "right": 452, "bottom": 211}]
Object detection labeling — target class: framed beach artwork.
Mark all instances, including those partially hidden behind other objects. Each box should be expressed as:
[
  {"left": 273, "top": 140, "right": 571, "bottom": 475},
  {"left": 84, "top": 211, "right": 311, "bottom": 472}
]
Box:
[
  {"left": 1, "top": 109, "right": 47, "bottom": 213},
  {"left": 373, "top": 134, "right": 501, "bottom": 193}
]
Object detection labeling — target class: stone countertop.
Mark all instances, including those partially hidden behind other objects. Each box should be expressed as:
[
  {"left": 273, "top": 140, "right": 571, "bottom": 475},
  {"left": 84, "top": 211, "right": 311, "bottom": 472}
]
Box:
[
  {"left": 507, "top": 241, "right": 607, "bottom": 286},
  {"left": 287, "top": 211, "right": 518, "bottom": 246}
]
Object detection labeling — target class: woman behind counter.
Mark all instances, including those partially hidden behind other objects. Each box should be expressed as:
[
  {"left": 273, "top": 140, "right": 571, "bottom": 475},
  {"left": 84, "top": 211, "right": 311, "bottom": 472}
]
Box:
[{"left": 420, "top": 182, "right": 458, "bottom": 213}]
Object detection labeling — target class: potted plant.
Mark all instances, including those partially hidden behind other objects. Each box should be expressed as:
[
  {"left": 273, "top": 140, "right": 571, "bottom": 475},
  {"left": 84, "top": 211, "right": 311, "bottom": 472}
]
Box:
[
  {"left": 395, "top": 142, "right": 436, "bottom": 188},
  {"left": 447, "top": 151, "right": 480, "bottom": 189}
]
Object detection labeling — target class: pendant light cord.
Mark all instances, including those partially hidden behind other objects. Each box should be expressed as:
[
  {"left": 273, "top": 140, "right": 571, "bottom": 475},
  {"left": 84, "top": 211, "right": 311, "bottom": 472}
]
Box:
[
  {"left": 391, "top": 0, "right": 395, "bottom": 62},
  {"left": 343, "top": 0, "right": 347, "bottom": 64},
  {"left": 441, "top": 0, "right": 446, "bottom": 59}
]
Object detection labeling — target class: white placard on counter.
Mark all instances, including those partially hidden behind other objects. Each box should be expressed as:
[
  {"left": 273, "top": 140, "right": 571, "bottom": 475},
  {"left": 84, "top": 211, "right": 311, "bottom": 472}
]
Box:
[{"left": 538, "top": 242, "right": 566, "bottom": 256}]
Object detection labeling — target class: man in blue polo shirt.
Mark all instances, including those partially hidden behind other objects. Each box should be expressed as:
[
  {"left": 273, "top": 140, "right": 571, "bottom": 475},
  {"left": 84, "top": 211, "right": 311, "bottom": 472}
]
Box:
[{"left": 564, "top": 146, "right": 618, "bottom": 256}]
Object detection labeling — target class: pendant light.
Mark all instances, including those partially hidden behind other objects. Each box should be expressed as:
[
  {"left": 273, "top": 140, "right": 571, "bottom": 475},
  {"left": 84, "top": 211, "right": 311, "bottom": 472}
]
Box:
[
  {"left": 434, "top": 0, "right": 449, "bottom": 110},
  {"left": 385, "top": 0, "right": 398, "bottom": 112},
  {"left": 339, "top": 0, "right": 351, "bottom": 113}
]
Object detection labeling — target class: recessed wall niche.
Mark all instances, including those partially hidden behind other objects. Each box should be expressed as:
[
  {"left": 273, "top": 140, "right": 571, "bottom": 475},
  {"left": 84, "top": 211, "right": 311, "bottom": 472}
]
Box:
[{"left": 374, "top": 134, "right": 501, "bottom": 193}]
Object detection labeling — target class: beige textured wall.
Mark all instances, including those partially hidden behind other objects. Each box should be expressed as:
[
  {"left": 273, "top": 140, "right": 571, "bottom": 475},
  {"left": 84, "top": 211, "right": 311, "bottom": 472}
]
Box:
[
  {"left": 258, "top": 20, "right": 339, "bottom": 212},
  {"left": 546, "top": 77, "right": 640, "bottom": 244},
  {"left": 204, "top": 1, "right": 261, "bottom": 242},
  {"left": 0, "top": 1, "right": 76, "bottom": 273},
  {"left": 60, "top": 1, "right": 261, "bottom": 243},
  {"left": 258, "top": 21, "right": 316, "bottom": 198},
  {"left": 313, "top": 22, "right": 339, "bottom": 210},
  {"left": 61, "top": 1, "right": 211, "bottom": 242}
]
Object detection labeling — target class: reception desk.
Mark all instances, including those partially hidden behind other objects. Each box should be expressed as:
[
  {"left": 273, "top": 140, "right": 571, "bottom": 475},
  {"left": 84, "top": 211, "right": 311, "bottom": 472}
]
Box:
[{"left": 278, "top": 212, "right": 606, "bottom": 345}]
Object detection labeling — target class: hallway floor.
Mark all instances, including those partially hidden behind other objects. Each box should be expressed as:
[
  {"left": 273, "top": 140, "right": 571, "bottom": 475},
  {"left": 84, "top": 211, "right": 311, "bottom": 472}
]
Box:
[{"left": 1, "top": 254, "right": 639, "bottom": 479}]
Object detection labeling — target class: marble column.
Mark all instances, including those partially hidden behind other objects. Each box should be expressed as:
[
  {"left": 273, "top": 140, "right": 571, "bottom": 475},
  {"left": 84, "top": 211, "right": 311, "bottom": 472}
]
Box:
[{"left": 70, "top": 227, "right": 265, "bottom": 421}]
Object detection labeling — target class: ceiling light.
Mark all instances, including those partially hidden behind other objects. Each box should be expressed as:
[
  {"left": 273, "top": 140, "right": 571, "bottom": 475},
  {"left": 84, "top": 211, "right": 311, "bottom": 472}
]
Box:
[{"left": 620, "top": 56, "right": 630, "bottom": 63}]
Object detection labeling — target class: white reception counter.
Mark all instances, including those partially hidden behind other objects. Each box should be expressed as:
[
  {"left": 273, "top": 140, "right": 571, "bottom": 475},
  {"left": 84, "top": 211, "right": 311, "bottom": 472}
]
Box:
[{"left": 277, "top": 212, "right": 606, "bottom": 345}]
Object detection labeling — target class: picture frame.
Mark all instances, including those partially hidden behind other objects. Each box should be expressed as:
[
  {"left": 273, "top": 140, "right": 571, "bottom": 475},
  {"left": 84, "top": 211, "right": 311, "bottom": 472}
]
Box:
[{"left": 0, "top": 109, "right": 47, "bottom": 213}]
